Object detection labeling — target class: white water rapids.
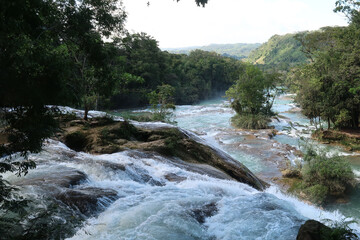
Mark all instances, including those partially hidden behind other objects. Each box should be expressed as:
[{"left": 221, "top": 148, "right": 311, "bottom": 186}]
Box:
[
  {"left": 4, "top": 96, "right": 360, "bottom": 239},
  {"left": 6, "top": 139, "right": 356, "bottom": 240}
]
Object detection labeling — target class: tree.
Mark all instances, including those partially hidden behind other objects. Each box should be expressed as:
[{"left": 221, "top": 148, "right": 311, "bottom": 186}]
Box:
[
  {"left": 0, "top": 0, "right": 73, "bottom": 175},
  {"left": 334, "top": 0, "right": 360, "bottom": 23},
  {"left": 226, "top": 64, "right": 280, "bottom": 115},
  {"left": 294, "top": 25, "right": 360, "bottom": 129},
  {"left": 226, "top": 64, "right": 281, "bottom": 129},
  {"left": 0, "top": 0, "right": 127, "bottom": 173},
  {"left": 176, "top": 0, "right": 208, "bottom": 7},
  {"left": 148, "top": 84, "right": 176, "bottom": 123},
  {"left": 58, "top": 0, "right": 126, "bottom": 120}
]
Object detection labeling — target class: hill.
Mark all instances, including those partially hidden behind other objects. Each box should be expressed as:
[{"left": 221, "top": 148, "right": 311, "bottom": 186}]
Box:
[
  {"left": 164, "top": 43, "right": 261, "bottom": 60},
  {"left": 247, "top": 33, "right": 308, "bottom": 70}
]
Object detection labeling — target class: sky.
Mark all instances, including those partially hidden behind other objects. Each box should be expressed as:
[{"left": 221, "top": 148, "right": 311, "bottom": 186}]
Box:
[{"left": 121, "top": 0, "right": 348, "bottom": 49}]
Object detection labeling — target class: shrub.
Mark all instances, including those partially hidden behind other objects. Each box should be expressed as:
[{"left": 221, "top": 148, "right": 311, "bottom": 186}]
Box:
[
  {"left": 100, "top": 121, "right": 147, "bottom": 142},
  {"left": 301, "top": 146, "right": 355, "bottom": 204},
  {"left": 303, "top": 184, "right": 328, "bottom": 205},
  {"left": 64, "top": 131, "right": 88, "bottom": 152},
  {"left": 231, "top": 114, "right": 272, "bottom": 129},
  {"left": 164, "top": 128, "right": 183, "bottom": 155},
  {"left": 321, "top": 219, "right": 359, "bottom": 240}
]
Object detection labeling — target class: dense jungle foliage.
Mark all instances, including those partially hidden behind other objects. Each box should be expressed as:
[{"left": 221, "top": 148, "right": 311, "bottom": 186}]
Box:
[
  {"left": 290, "top": 1, "right": 360, "bottom": 130},
  {"left": 247, "top": 33, "right": 308, "bottom": 71}
]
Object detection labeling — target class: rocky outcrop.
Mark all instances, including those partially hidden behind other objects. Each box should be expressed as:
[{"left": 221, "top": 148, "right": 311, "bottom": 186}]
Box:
[
  {"left": 297, "top": 219, "right": 359, "bottom": 240},
  {"left": 56, "top": 187, "right": 118, "bottom": 216},
  {"left": 191, "top": 202, "right": 218, "bottom": 224},
  {"left": 14, "top": 165, "right": 119, "bottom": 217},
  {"left": 296, "top": 220, "right": 331, "bottom": 240},
  {"left": 58, "top": 117, "right": 268, "bottom": 190}
]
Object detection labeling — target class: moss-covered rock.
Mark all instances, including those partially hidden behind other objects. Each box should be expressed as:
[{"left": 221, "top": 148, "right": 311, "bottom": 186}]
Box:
[{"left": 56, "top": 117, "right": 268, "bottom": 191}]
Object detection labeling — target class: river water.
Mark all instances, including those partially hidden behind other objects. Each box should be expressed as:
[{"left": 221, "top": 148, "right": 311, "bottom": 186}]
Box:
[
  {"left": 4, "top": 96, "right": 360, "bottom": 239},
  {"left": 175, "top": 94, "right": 360, "bottom": 223}
]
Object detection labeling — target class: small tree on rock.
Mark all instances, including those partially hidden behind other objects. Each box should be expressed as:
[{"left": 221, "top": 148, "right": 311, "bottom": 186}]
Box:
[{"left": 148, "top": 84, "right": 176, "bottom": 123}]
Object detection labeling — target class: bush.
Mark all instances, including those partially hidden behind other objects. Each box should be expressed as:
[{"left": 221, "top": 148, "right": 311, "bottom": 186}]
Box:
[
  {"left": 64, "top": 131, "right": 88, "bottom": 152},
  {"left": 303, "top": 184, "right": 329, "bottom": 205},
  {"left": 321, "top": 219, "right": 359, "bottom": 240},
  {"left": 100, "top": 121, "right": 146, "bottom": 142},
  {"left": 231, "top": 114, "right": 272, "bottom": 129},
  {"left": 301, "top": 146, "right": 355, "bottom": 204}
]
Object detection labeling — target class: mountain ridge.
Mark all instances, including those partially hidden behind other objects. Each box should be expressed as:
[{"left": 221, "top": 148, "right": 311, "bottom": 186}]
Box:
[{"left": 163, "top": 42, "right": 262, "bottom": 60}]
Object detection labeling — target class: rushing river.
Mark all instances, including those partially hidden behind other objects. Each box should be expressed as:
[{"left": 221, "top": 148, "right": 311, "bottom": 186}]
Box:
[
  {"left": 175, "top": 94, "right": 360, "bottom": 223},
  {"left": 4, "top": 95, "right": 360, "bottom": 239}
]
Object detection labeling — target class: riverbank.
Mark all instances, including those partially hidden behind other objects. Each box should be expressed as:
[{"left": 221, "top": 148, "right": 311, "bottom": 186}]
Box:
[{"left": 313, "top": 129, "right": 360, "bottom": 152}]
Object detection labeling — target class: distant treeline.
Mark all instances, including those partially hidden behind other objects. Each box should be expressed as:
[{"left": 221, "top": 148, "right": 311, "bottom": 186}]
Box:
[
  {"left": 112, "top": 33, "right": 245, "bottom": 108},
  {"left": 166, "top": 43, "right": 261, "bottom": 60}
]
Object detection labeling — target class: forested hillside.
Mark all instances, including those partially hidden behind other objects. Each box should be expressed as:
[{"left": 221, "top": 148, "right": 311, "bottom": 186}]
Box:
[
  {"left": 165, "top": 43, "right": 261, "bottom": 60},
  {"left": 247, "top": 33, "right": 308, "bottom": 70},
  {"left": 113, "top": 34, "right": 245, "bottom": 108}
]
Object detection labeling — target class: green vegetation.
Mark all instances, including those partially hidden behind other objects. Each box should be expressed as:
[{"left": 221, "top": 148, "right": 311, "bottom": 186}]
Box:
[
  {"left": 111, "top": 33, "right": 245, "bottom": 108},
  {"left": 295, "top": 144, "right": 355, "bottom": 204},
  {"left": 247, "top": 33, "right": 308, "bottom": 71},
  {"left": 167, "top": 43, "right": 261, "bottom": 60},
  {"left": 101, "top": 120, "right": 143, "bottom": 142},
  {"left": 0, "top": 0, "right": 244, "bottom": 174},
  {"left": 290, "top": 3, "right": 360, "bottom": 130},
  {"left": 226, "top": 64, "right": 281, "bottom": 129},
  {"left": 297, "top": 219, "right": 358, "bottom": 240},
  {"left": 148, "top": 84, "right": 176, "bottom": 123},
  {"left": 64, "top": 131, "right": 89, "bottom": 152},
  {"left": 0, "top": 0, "right": 127, "bottom": 173},
  {"left": 230, "top": 114, "right": 271, "bottom": 130},
  {"left": 313, "top": 130, "right": 360, "bottom": 152},
  {"left": 321, "top": 219, "right": 359, "bottom": 240}
]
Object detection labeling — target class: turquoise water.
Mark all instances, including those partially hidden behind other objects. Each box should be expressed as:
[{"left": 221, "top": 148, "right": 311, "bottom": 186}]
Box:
[{"left": 174, "top": 94, "right": 360, "bottom": 223}]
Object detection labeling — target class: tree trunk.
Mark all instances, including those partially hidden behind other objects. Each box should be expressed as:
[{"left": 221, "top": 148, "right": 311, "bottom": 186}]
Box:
[
  {"left": 351, "top": 109, "right": 359, "bottom": 129},
  {"left": 327, "top": 117, "right": 331, "bottom": 130},
  {"left": 84, "top": 103, "right": 89, "bottom": 121}
]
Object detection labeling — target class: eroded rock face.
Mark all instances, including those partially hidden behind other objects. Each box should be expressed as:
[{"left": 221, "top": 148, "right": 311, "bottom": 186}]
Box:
[{"left": 58, "top": 118, "right": 268, "bottom": 191}]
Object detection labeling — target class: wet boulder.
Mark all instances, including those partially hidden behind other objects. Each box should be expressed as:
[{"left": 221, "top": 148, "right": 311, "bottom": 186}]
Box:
[
  {"left": 191, "top": 202, "right": 218, "bottom": 224},
  {"left": 56, "top": 187, "right": 119, "bottom": 216},
  {"left": 14, "top": 166, "right": 87, "bottom": 188},
  {"left": 296, "top": 220, "right": 331, "bottom": 240}
]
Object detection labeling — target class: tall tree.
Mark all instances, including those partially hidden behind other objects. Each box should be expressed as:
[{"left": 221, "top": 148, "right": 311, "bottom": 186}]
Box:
[{"left": 0, "top": 0, "right": 127, "bottom": 172}]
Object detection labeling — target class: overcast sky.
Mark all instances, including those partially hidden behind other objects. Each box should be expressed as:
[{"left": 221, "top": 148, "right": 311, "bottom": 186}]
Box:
[{"left": 122, "top": 0, "right": 348, "bottom": 49}]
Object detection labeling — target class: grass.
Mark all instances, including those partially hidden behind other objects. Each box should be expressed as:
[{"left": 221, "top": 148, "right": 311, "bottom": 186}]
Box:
[
  {"left": 112, "top": 110, "right": 176, "bottom": 124},
  {"left": 231, "top": 114, "right": 272, "bottom": 129},
  {"left": 100, "top": 120, "right": 145, "bottom": 142}
]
